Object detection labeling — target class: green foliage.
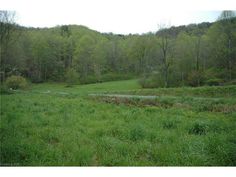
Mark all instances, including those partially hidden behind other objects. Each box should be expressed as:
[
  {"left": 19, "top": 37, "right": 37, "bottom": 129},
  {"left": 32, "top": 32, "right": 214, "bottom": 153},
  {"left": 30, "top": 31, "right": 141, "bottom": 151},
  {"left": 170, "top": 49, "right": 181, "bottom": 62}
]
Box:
[
  {"left": 2, "top": 10, "right": 236, "bottom": 166},
  {"left": 139, "top": 77, "right": 156, "bottom": 88},
  {"left": 101, "top": 73, "right": 134, "bottom": 82},
  {"left": 65, "top": 68, "right": 79, "bottom": 86},
  {"left": 5, "top": 75, "right": 28, "bottom": 89},
  {"left": 203, "top": 68, "right": 220, "bottom": 80},
  {"left": 0, "top": 84, "right": 13, "bottom": 94},
  {"left": 1, "top": 80, "right": 236, "bottom": 165},
  {"left": 205, "top": 78, "right": 224, "bottom": 86},
  {"left": 139, "top": 72, "right": 164, "bottom": 88},
  {"left": 224, "top": 79, "right": 236, "bottom": 86},
  {"left": 129, "top": 124, "right": 145, "bottom": 141},
  {"left": 78, "top": 73, "right": 134, "bottom": 84},
  {"left": 1, "top": 17, "right": 236, "bottom": 86},
  {"left": 188, "top": 121, "right": 209, "bottom": 135},
  {"left": 162, "top": 120, "right": 177, "bottom": 129},
  {"left": 110, "top": 84, "right": 236, "bottom": 98},
  {"left": 203, "top": 68, "right": 224, "bottom": 86},
  {"left": 187, "top": 71, "right": 205, "bottom": 87}
]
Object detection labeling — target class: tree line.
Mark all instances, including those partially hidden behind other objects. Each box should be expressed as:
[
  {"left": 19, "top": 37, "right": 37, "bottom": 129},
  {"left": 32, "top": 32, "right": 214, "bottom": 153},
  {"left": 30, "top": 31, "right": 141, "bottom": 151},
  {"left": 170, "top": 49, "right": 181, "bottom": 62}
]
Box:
[{"left": 0, "top": 10, "right": 235, "bottom": 87}]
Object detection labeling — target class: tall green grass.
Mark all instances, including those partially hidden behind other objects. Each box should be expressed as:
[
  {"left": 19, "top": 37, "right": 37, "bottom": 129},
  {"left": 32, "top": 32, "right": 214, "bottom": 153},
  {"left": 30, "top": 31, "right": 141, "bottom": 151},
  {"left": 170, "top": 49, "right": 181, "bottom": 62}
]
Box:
[{"left": 1, "top": 80, "right": 236, "bottom": 166}]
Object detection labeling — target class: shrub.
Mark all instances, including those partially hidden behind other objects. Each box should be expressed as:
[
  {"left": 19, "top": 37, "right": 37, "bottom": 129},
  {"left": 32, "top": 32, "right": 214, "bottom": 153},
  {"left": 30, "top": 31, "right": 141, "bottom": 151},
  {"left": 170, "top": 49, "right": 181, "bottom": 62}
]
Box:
[
  {"left": 79, "top": 73, "right": 134, "bottom": 84},
  {"left": 138, "top": 77, "right": 157, "bottom": 88},
  {"left": 187, "top": 71, "right": 205, "bottom": 87},
  {"left": 5, "top": 75, "right": 27, "bottom": 89},
  {"left": 204, "top": 68, "right": 220, "bottom": 79},
  {"left": 65, "top": 68, "right": 79, "bottom": 86},
  {"left": 0, "top": 84, "right": 13, "bottom": 94},
  {"left": 139, "top": 72, "right": 164, "bottom": 88},
  {"left": 80, "top": 75, "right": 98, "bottom": 84},
  {"left": 205, "top": 78, "right": 224, "bottom": 86},
  {"left": 224, "top": 79, "right": 236, "bottom": 86},
  {"left": 101, "top": 73, "right": 134, "bottom": 82},
  {"left": 29, "top": 71, "right": 44, "bottom": 83}
]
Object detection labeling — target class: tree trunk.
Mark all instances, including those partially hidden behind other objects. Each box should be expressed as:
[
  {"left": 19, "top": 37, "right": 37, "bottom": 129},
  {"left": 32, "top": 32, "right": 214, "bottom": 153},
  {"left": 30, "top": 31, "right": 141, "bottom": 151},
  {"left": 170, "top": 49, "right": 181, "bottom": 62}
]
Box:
[
  {"left": 160, "top": 36, "right": 169, "bottom": 88},
  {"left": 164, "top": 66, "right": 168, "bottom": 88},
  {"left": 228, "top": 38, "right": 232, "bottom": 81},
  {"left": 196, "top": 36, "right": 201, "bottom": 87},
  {"left": 163, "top": 53, "right": 168, "bottom": 88}
]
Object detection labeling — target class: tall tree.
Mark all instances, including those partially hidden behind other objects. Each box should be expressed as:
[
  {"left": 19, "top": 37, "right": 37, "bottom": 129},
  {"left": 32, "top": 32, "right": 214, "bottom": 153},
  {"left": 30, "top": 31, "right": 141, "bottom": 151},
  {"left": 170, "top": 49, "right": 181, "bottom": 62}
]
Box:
[
  {"left": 157, "top": 25, "right": 173, "bottom": 87},
  {"left": 0, "top": 11, "right": 16, "bottom": 81},
  {"left": 74, "top": 35, "right": 95, "bottom": 83},
  {"left": 207, "top": 11, "right": 236, "bottom": 81},
  {"left": 218, "top": 10, "right": 236, "bottom": 80},
  {"left": 60, "top": 25, "right": 74, "bottom": 69}
]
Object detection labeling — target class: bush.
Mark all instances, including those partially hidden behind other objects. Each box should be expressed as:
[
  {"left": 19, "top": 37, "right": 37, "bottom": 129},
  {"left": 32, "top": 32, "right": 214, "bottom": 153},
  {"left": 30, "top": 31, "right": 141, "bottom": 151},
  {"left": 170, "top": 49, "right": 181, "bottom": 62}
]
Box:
[
  {"left": 139, "top": 72, "right": 164, "bottom": 88},
  {"left": 139, "top": 77, "right": 157, "bottom": 88},
  {"left": 65, "top": 68, "right": 79, "bottom": 86},
  {"left": 79, "top": 73, "right": 134, "bottom": 84},
  {"left": 101, "top": 73, "right": 134, "bottom": 82},
  {"left": 0, "top": 84, "right": 13, "bottom": 94},
  {"left": 29, "top": 72, "right": 43, "bottom": 83},
  {"left": 224, "top": 79, "right": 236, "bottom": 86},
  {"left": 204, "top": 68, "right": 220, "bottom": 79},
  {"left": 80, "top": 75, "right": 98, "bottom": 84},
  {"left": 5, "top": 75, "right": 28, "bottom": 89},
  {"left": 205, "top": 78, "right": 224, "bottom": 86},
  {"left": 187, "top": 71, "right": 205, "bottom": 87}
]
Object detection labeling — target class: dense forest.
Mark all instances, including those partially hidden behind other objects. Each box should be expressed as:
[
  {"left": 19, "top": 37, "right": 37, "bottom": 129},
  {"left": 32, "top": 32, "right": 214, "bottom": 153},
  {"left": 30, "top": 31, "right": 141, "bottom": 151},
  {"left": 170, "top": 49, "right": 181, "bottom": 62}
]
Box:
[{"left": 0, "top": 10, "right": 236, "bottom": 87}]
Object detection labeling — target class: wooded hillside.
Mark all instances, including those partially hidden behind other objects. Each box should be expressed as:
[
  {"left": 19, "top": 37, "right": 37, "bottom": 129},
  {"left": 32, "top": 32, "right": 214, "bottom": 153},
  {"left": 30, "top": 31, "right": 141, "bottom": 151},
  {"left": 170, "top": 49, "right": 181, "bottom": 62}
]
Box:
[{"left": 1, "top": 11, "right": 235, "bottom": 87}]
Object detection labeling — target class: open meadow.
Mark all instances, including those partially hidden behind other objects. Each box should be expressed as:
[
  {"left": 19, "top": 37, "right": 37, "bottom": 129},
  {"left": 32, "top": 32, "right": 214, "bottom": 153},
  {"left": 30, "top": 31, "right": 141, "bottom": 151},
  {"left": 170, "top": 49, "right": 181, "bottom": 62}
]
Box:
[{"left": 1, "top": 80, "right": 236, "bottom": 166}]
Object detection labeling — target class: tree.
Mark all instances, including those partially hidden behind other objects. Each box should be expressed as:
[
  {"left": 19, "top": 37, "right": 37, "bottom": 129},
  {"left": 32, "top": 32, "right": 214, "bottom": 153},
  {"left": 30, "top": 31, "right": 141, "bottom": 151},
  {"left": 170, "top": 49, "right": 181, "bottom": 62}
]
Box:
[
  {"left": 92, "top": 37, "right": 108, "bottom": 81},
  {"left": 217, "top": 11, "right": 236, "bottom": 80},
  {"left": 74, "top": 35, "right": 95, "bottom": 83},
  {"left": 192, "top": 30, "right": 204, "bottom": 86},
  {"left": 128, "top": 36, "right": 149, "bottom": 74},
  {"left": 174, "top": 32, "right": 195, "bottom": 85},
  {"left": 0, "top": 11, "right": 16, "bottom": 81},
  {"left": 218, "top": 10, "right": 236, "bottom": 21},
  {"left": 157, "top": 24, "right": 173, "bottom": 87},
  {"left": 0, "top": 16, "right": 234, "bottom": 86},
  {"left": 60, "top": 25, "right": 74, "bottom": 69},
  {"left": 207, "top": 11, "right": 236, "bottom": 81},
  {"left": 65, "top": 68, "right": 79, "bottom": 86},
  {"left": 106, "top": 38, "right": 120, "bottom": 73}
]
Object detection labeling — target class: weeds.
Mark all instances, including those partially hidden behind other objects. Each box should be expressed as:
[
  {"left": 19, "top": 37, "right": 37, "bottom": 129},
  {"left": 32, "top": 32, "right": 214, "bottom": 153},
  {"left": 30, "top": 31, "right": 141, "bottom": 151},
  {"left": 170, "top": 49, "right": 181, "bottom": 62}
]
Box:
[
  {"left": 188, "top": 121, "right": 209, "bottom": 135},
  {"left": 1, "top": 80, "right": 235, "bottom": 166},
  {"left": 162, "top": 120, "right": 177, "bottom": 129},
  {"left": 129, "top": 124, "right": 146, "bottom": 141}
]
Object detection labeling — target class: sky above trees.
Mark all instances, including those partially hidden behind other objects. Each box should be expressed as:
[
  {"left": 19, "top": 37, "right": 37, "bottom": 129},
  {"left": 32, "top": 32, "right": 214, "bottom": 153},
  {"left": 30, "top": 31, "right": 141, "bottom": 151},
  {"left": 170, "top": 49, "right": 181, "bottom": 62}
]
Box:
[{"left": 1, "top": 0, "right": 235, "bottom": 34}]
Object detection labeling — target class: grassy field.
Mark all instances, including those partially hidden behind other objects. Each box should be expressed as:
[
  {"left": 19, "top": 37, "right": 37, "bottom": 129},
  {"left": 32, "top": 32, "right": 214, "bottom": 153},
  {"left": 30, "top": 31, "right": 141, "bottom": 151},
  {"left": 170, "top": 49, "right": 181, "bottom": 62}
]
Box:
[{"left": 1, "top": 79, "right": 236, "bottom": 166}]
